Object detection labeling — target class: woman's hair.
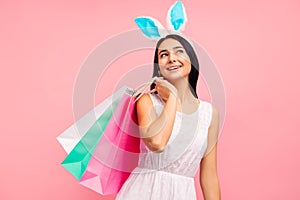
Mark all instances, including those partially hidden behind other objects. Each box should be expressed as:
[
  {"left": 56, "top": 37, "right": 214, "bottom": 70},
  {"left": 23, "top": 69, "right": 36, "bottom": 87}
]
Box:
[{"left": 150, "top": 34, "right": 200, "bottom": 98}]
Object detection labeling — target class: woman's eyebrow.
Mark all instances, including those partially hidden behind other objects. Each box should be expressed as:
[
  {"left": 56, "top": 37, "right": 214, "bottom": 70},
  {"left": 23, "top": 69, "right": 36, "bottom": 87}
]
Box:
[
  {"left": 159, "top": 46, "right": 183, "bottom": 54},
  {"left": 158, "top": 49, "right": 167, "bottom": 54}
]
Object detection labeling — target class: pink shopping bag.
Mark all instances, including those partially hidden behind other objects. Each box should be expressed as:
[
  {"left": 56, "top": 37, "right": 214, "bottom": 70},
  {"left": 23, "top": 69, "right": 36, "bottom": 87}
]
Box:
[{"left": 79, "top": 87, "right": 143, "bottom": 195}]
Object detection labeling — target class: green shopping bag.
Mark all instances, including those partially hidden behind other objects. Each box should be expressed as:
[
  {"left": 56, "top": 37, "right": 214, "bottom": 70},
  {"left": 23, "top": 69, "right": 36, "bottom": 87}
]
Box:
[{"left": 61, "top": 90, "right": 122, "bottom": 180}]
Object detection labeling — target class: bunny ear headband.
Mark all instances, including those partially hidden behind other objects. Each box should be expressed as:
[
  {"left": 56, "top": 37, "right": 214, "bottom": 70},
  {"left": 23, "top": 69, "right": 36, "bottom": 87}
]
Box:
[{"left": 134, "top": 0, "right": 188, "bottom": 40}]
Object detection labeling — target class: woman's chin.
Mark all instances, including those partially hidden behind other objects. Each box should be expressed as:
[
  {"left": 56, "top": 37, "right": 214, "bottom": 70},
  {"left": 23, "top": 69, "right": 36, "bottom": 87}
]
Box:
[{"left": 163, "top": 74, "right": 189, "bottom": 82}]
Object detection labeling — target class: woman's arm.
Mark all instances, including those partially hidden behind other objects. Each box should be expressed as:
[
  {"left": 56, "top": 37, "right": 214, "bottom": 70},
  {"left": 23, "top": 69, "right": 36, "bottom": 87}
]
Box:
[
  {"left": 199, "top": 105, "right": 221, "bottom": 200},
  {"left": 136, "top": 79, "right": 178, "bottom": 152}
]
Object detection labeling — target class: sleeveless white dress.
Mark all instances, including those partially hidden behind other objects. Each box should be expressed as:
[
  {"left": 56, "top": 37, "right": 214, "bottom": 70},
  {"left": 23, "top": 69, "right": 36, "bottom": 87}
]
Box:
[{"left": 115, "top": 93, "right": 213, "bottom": 200}]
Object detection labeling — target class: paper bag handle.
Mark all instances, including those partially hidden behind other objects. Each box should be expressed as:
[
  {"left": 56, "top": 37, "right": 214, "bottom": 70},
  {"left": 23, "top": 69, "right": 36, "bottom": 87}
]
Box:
[{"left": 132, "top": 77, "right": 157, "bottom": 102}]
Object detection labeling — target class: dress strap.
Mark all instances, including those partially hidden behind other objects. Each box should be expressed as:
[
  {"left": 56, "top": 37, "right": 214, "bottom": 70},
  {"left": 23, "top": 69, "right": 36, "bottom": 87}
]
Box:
[
  {"left": 202, "top": 101, "right": 213, "bottom": 128},
  {"left": 148, "top": 93, "right": 164, "bottom": 115},
  {"left": 148, "top": 92, "right": 157, "bottom": 105}
]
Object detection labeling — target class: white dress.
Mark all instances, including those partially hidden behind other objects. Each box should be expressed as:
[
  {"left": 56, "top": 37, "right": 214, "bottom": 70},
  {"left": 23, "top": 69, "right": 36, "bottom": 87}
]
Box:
[{"left": 115, "top": 93, "right": 213, "bottom": 200}]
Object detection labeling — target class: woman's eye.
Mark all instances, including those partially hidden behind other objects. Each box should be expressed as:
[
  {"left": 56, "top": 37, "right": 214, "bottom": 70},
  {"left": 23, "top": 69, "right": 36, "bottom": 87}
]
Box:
[
  {"left": 160, "top": 53, "right": 168, "bottom": 58},
  {"left": 176, "top": 49, "right": 184, "bottom": 54}
]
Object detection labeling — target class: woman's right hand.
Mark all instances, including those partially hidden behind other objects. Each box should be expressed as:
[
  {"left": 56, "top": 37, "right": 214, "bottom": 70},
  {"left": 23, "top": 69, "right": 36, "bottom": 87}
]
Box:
[
  {"left": 137, "top": 77, "right": 179, "bottom": 152},
  {"left": 152, "top": 77, "right": 178, "bottom": 102}
]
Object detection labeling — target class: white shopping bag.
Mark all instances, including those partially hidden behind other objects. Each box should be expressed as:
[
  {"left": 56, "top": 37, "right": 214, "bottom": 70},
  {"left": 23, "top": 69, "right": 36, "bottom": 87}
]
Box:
[{"left": 56, "top": 86, "right": 128, "bottom": 153}]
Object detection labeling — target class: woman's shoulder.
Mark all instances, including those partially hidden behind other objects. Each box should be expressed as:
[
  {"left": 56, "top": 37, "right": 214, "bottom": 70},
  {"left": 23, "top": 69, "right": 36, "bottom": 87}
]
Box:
[
  {"left": 198, "top": 100, "right": 219, "bottom": 125},
  {"left": 201, "top": 101, "right": 219, "bottom": 128},
  {"left": 136, "top": 93, "right": 157, "bottom": 110},
  {"left": 199, "top": 100, "right": 218, "bottom": 112},
  {"left": 139, "top": 92, "right": 164, "bottom": 105},
  {"left": 206, "top": 102, "right": 219, "bottom": 116},
  {"left": 136, "top": 93, "right": 152, "bottom": 106},
  {"left": 135, "top": 93, "right": 160, "bottom": 119}
]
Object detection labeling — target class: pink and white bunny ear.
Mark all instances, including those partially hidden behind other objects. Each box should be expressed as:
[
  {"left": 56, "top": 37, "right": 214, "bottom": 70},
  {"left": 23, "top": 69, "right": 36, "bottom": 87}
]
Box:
[
  {"left": 135, "top": 16, "right": 168, "bottom": 40},
  {"left": 166, "top": 1, "right": 187, "bottom": 33}
]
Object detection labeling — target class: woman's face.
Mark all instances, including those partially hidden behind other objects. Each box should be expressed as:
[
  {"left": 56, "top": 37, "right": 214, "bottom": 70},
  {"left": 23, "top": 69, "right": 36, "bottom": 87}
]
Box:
[{"left": 157, "top": 38, "right": 191, "bottom": 81}]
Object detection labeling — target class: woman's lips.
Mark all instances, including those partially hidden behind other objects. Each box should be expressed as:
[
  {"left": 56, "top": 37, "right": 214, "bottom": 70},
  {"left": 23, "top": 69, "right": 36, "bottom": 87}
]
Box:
[{"left": 167, "top": 65, "right": 182, "bottom": 71}]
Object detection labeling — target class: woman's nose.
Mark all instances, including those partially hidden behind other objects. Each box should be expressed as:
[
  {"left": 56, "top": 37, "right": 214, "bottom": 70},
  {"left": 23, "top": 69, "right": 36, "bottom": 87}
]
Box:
[{"left": 168, "top": 52, "right": 177, "bottom": 63}]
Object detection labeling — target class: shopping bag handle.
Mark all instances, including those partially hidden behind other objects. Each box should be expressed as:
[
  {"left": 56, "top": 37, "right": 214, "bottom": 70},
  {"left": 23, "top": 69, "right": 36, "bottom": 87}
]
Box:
[{"left": 132, "top": 76, "right": 157, "bottom": 103}]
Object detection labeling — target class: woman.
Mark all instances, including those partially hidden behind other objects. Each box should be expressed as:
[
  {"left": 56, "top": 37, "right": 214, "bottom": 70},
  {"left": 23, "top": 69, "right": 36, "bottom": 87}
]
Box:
[{"left": 116, "top": 34, "right": 221, "bottom": 199}]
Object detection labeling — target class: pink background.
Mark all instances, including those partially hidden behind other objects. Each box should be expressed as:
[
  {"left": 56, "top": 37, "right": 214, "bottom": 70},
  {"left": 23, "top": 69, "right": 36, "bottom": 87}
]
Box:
[{"left": 1, "top": 0, "right": 299, "bottom": 199}]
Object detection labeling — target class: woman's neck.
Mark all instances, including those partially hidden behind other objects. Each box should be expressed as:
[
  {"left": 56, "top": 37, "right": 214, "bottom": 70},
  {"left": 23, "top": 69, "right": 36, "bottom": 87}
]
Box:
[{"left": 168, "top": 77, "right": 197, "bottom": 103}]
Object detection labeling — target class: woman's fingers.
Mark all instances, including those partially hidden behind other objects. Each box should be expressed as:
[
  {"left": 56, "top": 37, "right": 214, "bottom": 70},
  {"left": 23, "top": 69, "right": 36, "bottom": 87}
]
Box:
[{"left": 149, "top": 88, "right": 156, "bottom": 93}]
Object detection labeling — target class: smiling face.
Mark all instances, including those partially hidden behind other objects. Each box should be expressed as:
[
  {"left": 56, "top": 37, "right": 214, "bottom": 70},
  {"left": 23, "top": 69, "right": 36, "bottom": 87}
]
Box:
[{"left": 157, "top": 38, "right": 191, "bottom": 81}]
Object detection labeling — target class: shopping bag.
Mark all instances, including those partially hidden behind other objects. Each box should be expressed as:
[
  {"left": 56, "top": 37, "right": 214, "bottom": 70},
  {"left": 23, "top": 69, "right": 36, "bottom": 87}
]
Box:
[
  {"left": 57, "top": 86, "right": 127, "bottom": 154},
  {"left": 79, "top": 81, "right": 155, "bottom": 195},
  {"left": 61, "top": 86, "right": 128, "bottom": 180}
]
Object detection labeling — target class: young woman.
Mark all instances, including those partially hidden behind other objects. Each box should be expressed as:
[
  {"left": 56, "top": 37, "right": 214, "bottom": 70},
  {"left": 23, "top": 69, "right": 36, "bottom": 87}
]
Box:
[{"left": 116, "top": 34, "right": 221, "bottom": 200}]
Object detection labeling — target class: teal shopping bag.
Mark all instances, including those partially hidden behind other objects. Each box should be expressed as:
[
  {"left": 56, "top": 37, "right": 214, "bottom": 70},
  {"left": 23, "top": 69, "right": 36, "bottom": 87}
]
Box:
[{"left": 61, "top": 91, "right": 123, "bottom": 180}]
